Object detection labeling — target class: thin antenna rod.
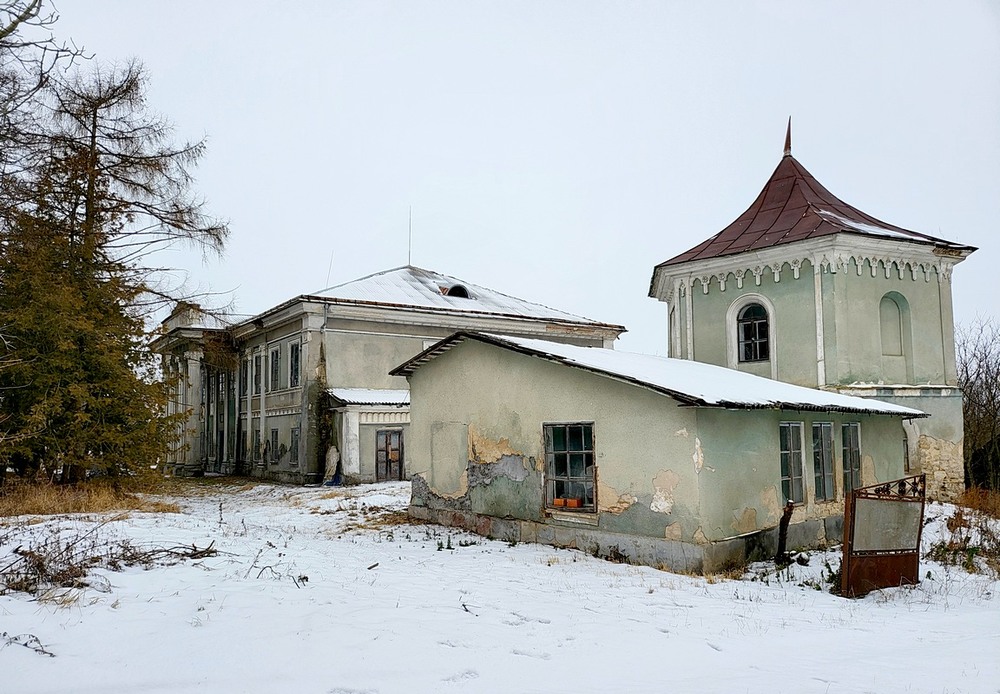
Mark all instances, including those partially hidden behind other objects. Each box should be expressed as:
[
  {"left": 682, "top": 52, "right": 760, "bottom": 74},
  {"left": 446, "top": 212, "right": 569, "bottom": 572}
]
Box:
[
  {"left": 325, "top": 250, "right": 335, "bottom": 288},
  {"left": 407, "top": 206, "right": 412, "bottom": 266}
]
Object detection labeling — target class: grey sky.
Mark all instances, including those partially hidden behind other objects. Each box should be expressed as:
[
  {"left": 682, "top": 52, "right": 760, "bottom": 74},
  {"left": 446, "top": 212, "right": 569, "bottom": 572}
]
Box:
[{"left": 55, "top": 1, "right": 1000, "bottom": 354}]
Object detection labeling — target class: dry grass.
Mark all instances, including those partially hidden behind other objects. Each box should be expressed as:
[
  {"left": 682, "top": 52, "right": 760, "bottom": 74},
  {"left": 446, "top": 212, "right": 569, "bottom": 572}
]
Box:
[
  {"left": 958, "top": 487, "right": 1000, "bottom": 519},
  {"left": 0, "top": 480, "right": 180, "bottom": 517},
  {"left": 928, "top": 492, "right": 1000, "bottom": 578}
]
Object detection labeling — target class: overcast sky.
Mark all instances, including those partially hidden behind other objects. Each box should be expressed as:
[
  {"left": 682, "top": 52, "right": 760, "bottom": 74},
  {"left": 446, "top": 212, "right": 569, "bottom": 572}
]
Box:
[{"left": 54, "top": 1, "right": 999, "bottom": 354}]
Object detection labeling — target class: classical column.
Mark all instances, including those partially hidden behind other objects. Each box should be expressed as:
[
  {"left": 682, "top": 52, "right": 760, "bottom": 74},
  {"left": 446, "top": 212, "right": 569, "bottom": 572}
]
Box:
[{"left": 341, "top": 409, "right": 361, "bottom": 477}]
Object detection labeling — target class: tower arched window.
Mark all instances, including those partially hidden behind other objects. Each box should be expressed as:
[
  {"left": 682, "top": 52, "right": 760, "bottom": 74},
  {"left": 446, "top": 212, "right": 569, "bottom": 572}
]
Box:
[
  {"left": 737, "top": 303, "right": 769, "bottom": 362},
  {"left": 879, "top": 295, "right": 903, "bottom": 356}
]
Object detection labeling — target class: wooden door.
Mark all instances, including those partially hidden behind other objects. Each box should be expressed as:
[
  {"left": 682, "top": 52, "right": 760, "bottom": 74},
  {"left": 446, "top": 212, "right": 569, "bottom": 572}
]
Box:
[{"left": 376, "top": 430, "right": 403, "bottom": 481}]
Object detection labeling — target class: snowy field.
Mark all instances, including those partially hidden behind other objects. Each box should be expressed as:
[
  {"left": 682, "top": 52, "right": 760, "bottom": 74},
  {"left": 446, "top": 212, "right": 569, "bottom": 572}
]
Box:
[{"left": 2, "top": 480, "right": 998, "bottom": 694}]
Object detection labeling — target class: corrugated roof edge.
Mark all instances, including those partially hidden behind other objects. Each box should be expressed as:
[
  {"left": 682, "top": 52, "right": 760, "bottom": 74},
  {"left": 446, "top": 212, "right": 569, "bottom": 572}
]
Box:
[{"left": 391, "top": 331, "right": 928, "bottom": 418}]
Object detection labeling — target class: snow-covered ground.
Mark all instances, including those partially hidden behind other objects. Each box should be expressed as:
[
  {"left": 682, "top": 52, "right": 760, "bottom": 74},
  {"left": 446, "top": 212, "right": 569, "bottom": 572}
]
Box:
[{"left": 2, "top": 480, "right": 997, "bottom": 694}]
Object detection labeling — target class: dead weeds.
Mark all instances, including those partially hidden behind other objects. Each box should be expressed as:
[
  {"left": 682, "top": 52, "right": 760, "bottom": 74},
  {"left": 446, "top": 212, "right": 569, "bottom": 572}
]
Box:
[
  {"left": 0, "top": 480, "right": 180, "bottom": 517},
  {"left": 958, "top": 487, "right": 1000, "bottom": 519}
]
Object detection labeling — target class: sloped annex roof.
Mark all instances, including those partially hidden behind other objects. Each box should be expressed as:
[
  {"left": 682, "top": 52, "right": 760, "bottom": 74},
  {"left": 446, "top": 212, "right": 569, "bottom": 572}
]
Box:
[
  {"left": 327, "top": 388, "right": 410, "bottom": 406},
  {"left": 309, "top": 265, "right": 622, "bottom": 329},
  {"left": 653, "top": 139, "right": 975, "bottom": 271},
  {"left": 392, "top": 332, "right": 926, "bottom": 417}
]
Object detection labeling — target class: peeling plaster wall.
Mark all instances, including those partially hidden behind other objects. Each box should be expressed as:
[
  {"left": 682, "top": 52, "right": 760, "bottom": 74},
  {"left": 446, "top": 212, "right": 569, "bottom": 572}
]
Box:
[
  {"left": 836, "top": 389, "right": 964, "bottom": 502},
  {"left": 407, "top": 339, "right": 703, "bottom": 545},
  {"left": 407, "top": 338, "right": 911, "bottom": 570}
]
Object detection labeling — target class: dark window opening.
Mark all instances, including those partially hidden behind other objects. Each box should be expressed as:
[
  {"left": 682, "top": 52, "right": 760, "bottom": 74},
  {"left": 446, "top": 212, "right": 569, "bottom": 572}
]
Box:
[
  {"left": 544, "top": 423, "right": 595, "bottom": 511},
  {"left": 443, "top": 284, "right": 470, "bottom": 298},
  {"left": 269, "top": 347, "right": 281, "bottom": 391},
  {"left": 737, "top": 303, "right": 769, "bottom": 362},
  {"left": 289, "top": 342, "right": 301, "bottom": 388},
  {"left": 290, "top": 427, "right": 300, "bottom": 465}
]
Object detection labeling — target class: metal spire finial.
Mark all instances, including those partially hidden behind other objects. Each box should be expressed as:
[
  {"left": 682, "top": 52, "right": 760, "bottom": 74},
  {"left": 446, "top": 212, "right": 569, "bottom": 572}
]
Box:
[{"left": 783, "top": 116, "right": 792, "bottom": 156}]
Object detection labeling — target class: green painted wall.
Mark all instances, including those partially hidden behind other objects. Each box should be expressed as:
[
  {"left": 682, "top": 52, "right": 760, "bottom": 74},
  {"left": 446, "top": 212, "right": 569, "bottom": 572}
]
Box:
[
  {"left": 689, "top": 261, "right": 819, "bottom": 386},
  {"left": 408, "top": 338, "right": 910, "bottom": 546},
  {"left": 407, "top": 339, "right": 704, "bottom": 542},
  {"left": 694, "top": 409, "right": 906, "bottom": 542}
]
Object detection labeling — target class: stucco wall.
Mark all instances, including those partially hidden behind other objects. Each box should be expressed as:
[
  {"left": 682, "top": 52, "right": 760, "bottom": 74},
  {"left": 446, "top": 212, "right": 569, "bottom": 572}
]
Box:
[
  {"left": 827, "top": 260, "right": 952, "bottom": 386},
  {"left": 837, "top": 387, "right": 964, "bottom": 502},
  {"left": 407, "top": 339, "right": 704, "bottom": 542},
  {"left": 695, "top": 409, "right": 906, "bottom": 544},
  {"left": 689, "top": 261, "right": 818, "bottom": 386},
  {"left": 407, "top": 338, "right": 911, "bottom": 558}
]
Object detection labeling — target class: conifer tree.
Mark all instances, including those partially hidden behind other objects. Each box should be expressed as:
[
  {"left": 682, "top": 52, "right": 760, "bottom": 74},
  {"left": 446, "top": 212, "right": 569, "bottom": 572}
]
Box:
[{"left": 0, "top": 55, "right": 227, "bottom": 483}]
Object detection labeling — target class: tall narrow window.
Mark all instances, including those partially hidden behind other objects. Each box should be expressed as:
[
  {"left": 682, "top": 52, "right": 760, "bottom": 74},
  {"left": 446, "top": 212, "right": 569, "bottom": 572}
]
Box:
[
  {"left": 253, "top": 354, "right": 261, "bottom": 394},
  {"left": 252, "top": 428, "right": 261, "bottom": 462},
  {"left": 544, "top": 423, "right": 596, "bottom": 511},
  {"left": 269, "top": 347, "right": 281, "bottom": 391},
  {"left": 903, "top": 433, "right": 910, "bottom": 473},
  {"left": 779, "top": 422, "right": 804, "bottom": 504},
  {"left": 879, "top": 296, "right": 903, "bottom": 356},
  {"left": 290, "top": 427, "right": 300, "bottom": 464},
  {"left": 843, "top": 423, "right": 861, "bottom": 492},
  {"left": 239, "top": 358, "right": 248, "bottom": 397},
  {"left": 738, "top": 303, "right": 769, "bottom": 362},
  {"left": 813, "top": 423, "right": 834, "bottom": 501},
  {"left": 289, "top": 342, "right": 301, "bottom": 388},
  {"left": 269, "top": 428, "right": 279, "bottom": 464}
]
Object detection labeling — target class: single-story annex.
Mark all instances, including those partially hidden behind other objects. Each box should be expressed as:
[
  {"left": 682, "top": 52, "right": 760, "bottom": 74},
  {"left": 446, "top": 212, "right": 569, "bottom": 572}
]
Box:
[{"left": 394, "top": 332, "right": 925, "bottom": 573}]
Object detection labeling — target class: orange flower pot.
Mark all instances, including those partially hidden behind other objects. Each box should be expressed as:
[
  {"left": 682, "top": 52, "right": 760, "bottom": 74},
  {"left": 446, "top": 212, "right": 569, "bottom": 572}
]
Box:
[
  {"left": 566, "top": 498, "right": 582, "bottom": 508},
  {"left": 552, "top": 498, "right": 566, "bottom": 507}
]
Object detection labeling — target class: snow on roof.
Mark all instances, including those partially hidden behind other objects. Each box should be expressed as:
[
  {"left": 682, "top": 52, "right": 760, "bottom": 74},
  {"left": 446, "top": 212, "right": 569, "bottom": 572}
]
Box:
[
  {"left": 393, "top": 333, "right": 925, "bottom": 417},
  {"left": 328, "top": 388, "right": 410, "bottom": 406},
  {"left": 312, "top": 265, "right": 619, "bottom": 328}
]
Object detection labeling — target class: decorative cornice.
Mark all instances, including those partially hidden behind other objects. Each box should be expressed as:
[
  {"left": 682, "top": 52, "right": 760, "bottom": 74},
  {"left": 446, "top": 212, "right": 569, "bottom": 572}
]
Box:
[{"left": 650, "top": 234, "right": 969, "bottom": 301}]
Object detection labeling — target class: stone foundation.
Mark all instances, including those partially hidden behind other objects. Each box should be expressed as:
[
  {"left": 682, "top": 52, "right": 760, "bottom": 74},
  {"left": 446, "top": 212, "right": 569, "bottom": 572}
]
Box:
[
  {"left": 916, "top": 434, "right": 965, "bottom": 503},
  {"left": 408, "top": 503, "right": 843, "bottom": 575}
]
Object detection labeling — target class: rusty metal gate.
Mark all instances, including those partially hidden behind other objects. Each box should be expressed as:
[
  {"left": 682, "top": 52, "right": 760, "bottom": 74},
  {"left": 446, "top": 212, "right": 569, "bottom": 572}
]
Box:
[{"left": 841, "top": 474, "right": 926, "bottom": 597}]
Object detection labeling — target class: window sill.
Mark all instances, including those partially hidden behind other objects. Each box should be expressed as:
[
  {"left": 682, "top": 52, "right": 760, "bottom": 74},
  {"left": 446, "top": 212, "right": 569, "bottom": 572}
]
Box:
[{"left": 546, "top": 509, "right": 599, "bottom": 526}]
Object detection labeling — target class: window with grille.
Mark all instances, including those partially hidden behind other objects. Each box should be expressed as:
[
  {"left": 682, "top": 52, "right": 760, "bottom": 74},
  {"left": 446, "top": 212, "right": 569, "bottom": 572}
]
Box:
[
  {"left": 737, "top": 303, "right": 769, "bottom": 362},
  {"left": 544, "top": 423, "right": 595, "bottom": 511}
]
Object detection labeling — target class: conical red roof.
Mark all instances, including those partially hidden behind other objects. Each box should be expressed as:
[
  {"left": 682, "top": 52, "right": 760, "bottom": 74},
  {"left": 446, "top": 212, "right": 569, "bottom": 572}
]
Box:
[{"left": 655, "top": 154, "right": 974, "bottom": 269}]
